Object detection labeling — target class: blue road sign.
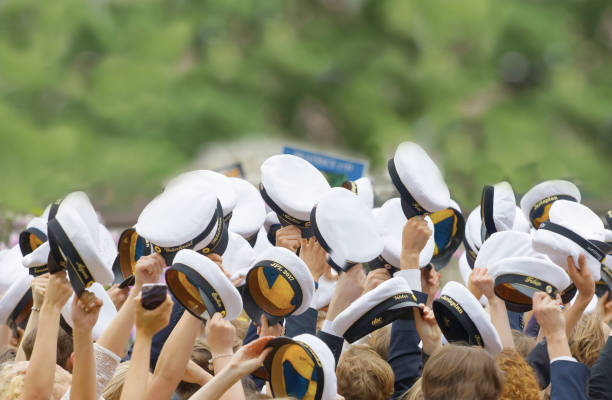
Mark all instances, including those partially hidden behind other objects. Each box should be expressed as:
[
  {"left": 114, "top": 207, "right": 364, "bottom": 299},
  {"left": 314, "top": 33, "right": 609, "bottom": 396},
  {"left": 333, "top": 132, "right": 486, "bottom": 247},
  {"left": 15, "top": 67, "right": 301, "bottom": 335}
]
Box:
[{"left": 282, "top": 146, "right": 368, "bottom": 182}]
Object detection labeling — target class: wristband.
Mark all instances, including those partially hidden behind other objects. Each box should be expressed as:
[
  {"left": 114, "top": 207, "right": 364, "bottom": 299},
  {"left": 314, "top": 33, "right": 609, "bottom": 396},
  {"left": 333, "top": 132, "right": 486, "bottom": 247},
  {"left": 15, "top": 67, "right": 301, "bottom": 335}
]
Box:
[
  {"left": 208, "top": 354, "right": 233, "bottom": 370},
  {"left": 31, "top": 306, "right": 41, "bottom": 313}
]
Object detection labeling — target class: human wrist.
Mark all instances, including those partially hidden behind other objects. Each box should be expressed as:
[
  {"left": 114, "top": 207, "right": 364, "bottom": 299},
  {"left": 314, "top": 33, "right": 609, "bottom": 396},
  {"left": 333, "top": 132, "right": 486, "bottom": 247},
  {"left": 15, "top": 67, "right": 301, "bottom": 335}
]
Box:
[
  {"left": 41, "top": 301, "right": 63, "bottom": 314},
  {"left": 210, "top": 347, "right": 234, "bottom": 358},
  {"left": 135, "top": 327, "right": 156, "bottom": 340},
  {"left": 400, "top": 252, "right": 419, "bottom": 270}
]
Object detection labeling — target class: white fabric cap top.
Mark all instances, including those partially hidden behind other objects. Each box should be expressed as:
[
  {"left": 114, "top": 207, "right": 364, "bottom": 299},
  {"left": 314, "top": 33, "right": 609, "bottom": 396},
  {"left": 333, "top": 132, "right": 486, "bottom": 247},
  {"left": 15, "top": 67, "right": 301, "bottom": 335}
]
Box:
[
  {"left": 481, "top": 181, "right": 516, "bottom": 241},
  {"left": 374, "top": 198, "right": 435, "bottom": 268},
  {"left": 434, "top": 281, "right": 503, "bottom": 355},
  {"left": 167, "top": 249, "right": 243, "bottom": 321},
  {"left": 311, "top": 274, "right": 337, "bottom": 310},
  {"left": 52, "top": 204, "right": 114, "bottom": 287},
  {"left": 532, "top": 200, "right": 605, "bottom": 281},
  {"left": 293, "top": 333, "right": 337, "bottom": 400},
  {"left": 463, "top": 206, "right": 483, "bottom": 268},
  {"left": 512, "top": 206, "right": 531, "bottom": 233},
  {"left": 135, "top": 182, "right": 219, "bottom": 249},
  {"left": 59, "top": 192, "right": 101, "bottom": 247},
  {"left": 475, "top": 231, "right": 543, "bottom": 270},
  {"left": 520, "top": 180, "right": 581, "bottom": 228},
  {"left": 0, "top": 273, "right": 32, "bottom": 325},
  {"left": 166, "top": 170, "right": 237, "bottom": 217},
  {"left": 228, "top": 178, "right": 266, "bottom": 242},
  {"left": 0, "top": 246, "right": 28, "bottom": 296},
  {"left": 98, "top": 223, "right": 118, "bottom": 274},
  {"left": 61, "top": 282, "right": 117, "bottom": 341},
  {"left": 245, "top": 246, "right": 315, "bottom": 318},
  {"left": 260, "top": 154, "right": 331, "bottom": 223},
  {"left": 252, "top": 226, "right": 274, "bottom": 255},
  {"left": 343, "top": 177, "right": 374, "bottom": 209},
  {"left": 388, "top": 142, "right": 451, "bottom": 217},
  {"left": 331, "top": 276, "right": 418, "bottom": 341},
  {"left": 22, "top": 242, "right": 50, "bottom": 269},
  {"left": 311, "top": 187, "right": 383, "bottom": 269},
  {"left": 221, "top": 232, "right": 255, "bottom": 286}
]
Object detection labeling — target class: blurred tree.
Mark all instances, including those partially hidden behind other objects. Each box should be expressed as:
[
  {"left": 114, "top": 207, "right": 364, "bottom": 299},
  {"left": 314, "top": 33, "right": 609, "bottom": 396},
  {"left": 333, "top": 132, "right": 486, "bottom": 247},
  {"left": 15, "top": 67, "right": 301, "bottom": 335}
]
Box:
[{"left": 0, "top": 0, "right": 610, "bottom": 214}]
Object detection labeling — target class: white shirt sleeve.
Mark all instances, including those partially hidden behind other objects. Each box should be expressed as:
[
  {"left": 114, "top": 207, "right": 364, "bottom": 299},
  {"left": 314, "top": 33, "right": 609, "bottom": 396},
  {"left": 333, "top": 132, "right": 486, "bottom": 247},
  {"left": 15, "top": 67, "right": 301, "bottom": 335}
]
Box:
[
  {"left": 393, "top": 270, "right": 422, "bottom": 292},
  {"left": 550, "top": 356, "right": 577, "bottom": 364},
  {"left": 321, "top": 319, "right": 341, "bottom": 338}
]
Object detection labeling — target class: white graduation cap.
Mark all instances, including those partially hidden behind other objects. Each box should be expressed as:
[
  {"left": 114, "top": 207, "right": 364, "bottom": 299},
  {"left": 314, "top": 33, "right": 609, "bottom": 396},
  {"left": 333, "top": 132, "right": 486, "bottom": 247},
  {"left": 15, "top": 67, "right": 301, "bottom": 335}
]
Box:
[
  {"left": 0, "top": 273, "right": 33, "bottom": 331},
  {"left": 520, "top": 180, "right": 581, "bottom": 229},
  {"left": 0, "top": 246, "right": 28, "bottom": 296},
  {"left": 220, "top": 232, "right": 255, "bottom": 286},
  {"left": 458, "top": 252, "right": 488, "bottom": 307},
  {"left": 331, "top": 276, "right": 419, "bottom": 343},
  {"left": 243, "top": 246, "right": 315, "bottom": 325},
  {"left": 262, "top": 333, "right": 337, "bottom": 400},
  {"left": 60, "top": 282, "right": 117, "bottom": 341},
  {"left": 462, "top": 206, "right": 483, "bottom": 269},
  {"left": 388, "top": 142, "right": 451, "bottom": 218},
  {"left": 433, "top": 281, "right": 502, "bottom": 355},
  {"left": 480, "top": 181, "right": 516, "bottom": 242},
  {"left": 260, "top": 154, "right": 331, "bottom": 237},
  {"left": 310, "top": 187, "right": 383, "bottom": 272},
  {"left": 228, "top": 178, "right": 266, "bottom": 246},
  {"left": 166, "top": 249, "right": 243, "bottom": 321},
  {"left": 532, "top": 200, "right": 606, "bottom": 281}
]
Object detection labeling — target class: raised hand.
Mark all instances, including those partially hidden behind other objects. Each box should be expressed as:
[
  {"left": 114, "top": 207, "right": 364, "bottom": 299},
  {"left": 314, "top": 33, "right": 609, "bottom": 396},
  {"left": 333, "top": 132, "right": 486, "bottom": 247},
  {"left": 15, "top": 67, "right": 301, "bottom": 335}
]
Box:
[
  {"left": 134, "top": 254, "right": 166, "bottom": 288},
  {"left": 71, "top": 291, "right": 102, "bottom": 331},
  {"left": 533, "top": 293, "right": 565, "bottom": 337},
  {"left": 421, "top": 267, "right": 441, "bottom": 306},
  {"left": 400, "top": 216, "right": 432, "bottom": 269},
  {"left": 326, "top": 264, "right": 366, "bottom": 321},
  {"left": 567, "top": 254, "right": 595, "bottom": 301},
  {"left": 134, "top": 294, "right": 173, "bottom": 338},
  {"left": 257, "top": 315, "right": 283, "bottom": 337},
  {"left": 597, "top": 291, "right": 612, "bottom": 325},
  {"left": 299, "top": 237, "right": 328, "bottom": 281},
  {"left": 226, "top": 336, "right": 274, "bottom": 377},
  {"left": 470, "top": 268, "right": 496, "bottom": 300},
  {"left": 44, "top": 270, "right": 73, "bottom": 311},
  {"left": 107, "top": 283, "right": 130, "bottom": 310},
  {"left": 413, "top": 304, "right": 442, "bottom": 355},
  {"left": 363, "top": 268, "right": 391, "bottom": 294},
  {"left": 205, "top": 312, "right": 236, "bottom": 358},
  {"left": 276, "top": 225, "right": 301, "bottom": 253},
  {"left": 31, "top": 273, "right": 50, "bottom": 309}
]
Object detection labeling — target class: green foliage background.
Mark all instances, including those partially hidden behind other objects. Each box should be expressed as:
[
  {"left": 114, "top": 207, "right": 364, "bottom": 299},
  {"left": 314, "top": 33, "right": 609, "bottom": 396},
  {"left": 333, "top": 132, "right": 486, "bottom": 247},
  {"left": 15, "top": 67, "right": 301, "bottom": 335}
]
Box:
[{"left": 1, "top": 0, "right": 611, "bottom": 214}]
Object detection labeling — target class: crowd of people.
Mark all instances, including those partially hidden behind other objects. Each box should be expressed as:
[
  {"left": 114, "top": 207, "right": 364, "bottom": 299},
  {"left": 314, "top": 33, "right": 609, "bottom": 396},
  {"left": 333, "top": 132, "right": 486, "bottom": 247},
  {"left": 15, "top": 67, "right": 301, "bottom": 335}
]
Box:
[{"left": 0, "top": 141, "right": 610, "bottom": 400}]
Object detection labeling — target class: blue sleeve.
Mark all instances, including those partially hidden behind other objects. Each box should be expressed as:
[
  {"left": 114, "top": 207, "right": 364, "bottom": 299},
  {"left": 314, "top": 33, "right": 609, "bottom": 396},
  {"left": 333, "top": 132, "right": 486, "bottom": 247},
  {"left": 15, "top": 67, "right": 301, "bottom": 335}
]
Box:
[
  {"left": 388, "top": 290, "right": 426, "bottom": 399},
  {"left": 550, "top": 360, "right": 590, "bottom": 400},
  {"left": 588, "top": 335, "right": 612, "bottom": 399},
  {"left": 284, "top": 308, "right": 318, "bottom": 338},
  {"left": 506, "top": 310, "right": 524, "bottom": 331},
  {"left": 527, "top": 340, "right": 550, "bottom": 389}
]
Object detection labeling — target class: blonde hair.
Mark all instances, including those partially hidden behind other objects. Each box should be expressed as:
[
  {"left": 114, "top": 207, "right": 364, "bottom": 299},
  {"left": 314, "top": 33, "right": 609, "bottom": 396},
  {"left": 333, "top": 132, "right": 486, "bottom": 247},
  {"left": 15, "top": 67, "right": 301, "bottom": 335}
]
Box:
[
  {"left": 495, "top": 349, "right": 542, "bottom": 400},
  {"left": 102, "top": 361, "right": 131, "bottom": 400},
  {"left": 0, "top": 361, "right": 71, "bottom": 400},
  {"left": 399, "top": 377, "right": 423, "bottom": 400},
  {"left": 511, "top": 329, "right": 537, "bottom": 358},
  {"left": 368, "top": 325, "right": 391, "bottom": 360},
  {"left": 569, "top": 312, "right": 607, "bottom": 367},
  {"left": 337, "top": 344, "right": 394, "bottom": 400}
]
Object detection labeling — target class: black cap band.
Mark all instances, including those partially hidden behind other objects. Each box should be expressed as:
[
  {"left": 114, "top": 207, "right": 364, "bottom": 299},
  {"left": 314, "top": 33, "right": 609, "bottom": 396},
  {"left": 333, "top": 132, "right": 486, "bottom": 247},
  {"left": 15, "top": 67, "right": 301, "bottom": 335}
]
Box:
[
  {"left": 494, "top": 274, "right": 558, "bottom": 313},
  {"left": 388, "top": 158, "right": 427, "bottom": 218},
  {"left": 431, "top": 207, "right": 466, "bottom": 270},
  {"left": 480, "top": 185, "right": 496, "bottom": 242},
  {"left": 367, "top": 255, "right": 399, "bottom": 275},
  {"left": 529, "top": 194, "right": 577, "bottom": 228},
  {"left": 259, "top": 183, "right": 314, "bottom": 238},
  {"left": 539, "top": 221, "right": 607, "bottom": 263}
]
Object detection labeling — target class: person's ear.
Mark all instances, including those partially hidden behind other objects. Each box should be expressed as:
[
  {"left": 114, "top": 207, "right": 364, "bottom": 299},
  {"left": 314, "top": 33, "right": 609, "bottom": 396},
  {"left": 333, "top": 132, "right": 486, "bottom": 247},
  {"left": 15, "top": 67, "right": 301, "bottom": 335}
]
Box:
[{"left": 65, "top": 352, "right": 75, "bottom": 373}]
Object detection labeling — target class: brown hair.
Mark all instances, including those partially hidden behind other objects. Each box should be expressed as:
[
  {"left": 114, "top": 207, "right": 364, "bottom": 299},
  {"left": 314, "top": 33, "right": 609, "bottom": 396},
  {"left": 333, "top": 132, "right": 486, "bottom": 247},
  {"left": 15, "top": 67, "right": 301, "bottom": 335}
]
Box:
[
  {"left": 422, "top": 344, "right": 504, "bottom": 400},
  {"left": 511, "top": 330, "right": 537, "bottom": 358},
  {"left": 102, "top": 361, "right": 130, "bottom": 400},
  {"left": 495, "top": 349, "right": 542, "bottom": 400},
  {"left": 336, "top": 344, "right": 394, "bottom": 400},
  {"left": 569, "top": 312, "right": 607, "bottom": 367},
  {"left": 21, "top": 327, "right": 73, "bottom": 369},
  {"left": 399, "top": 377, "right": 423, "bottom": 400},
  {"left": 368, "top": 325, "right": 391, "bottom": 360}
]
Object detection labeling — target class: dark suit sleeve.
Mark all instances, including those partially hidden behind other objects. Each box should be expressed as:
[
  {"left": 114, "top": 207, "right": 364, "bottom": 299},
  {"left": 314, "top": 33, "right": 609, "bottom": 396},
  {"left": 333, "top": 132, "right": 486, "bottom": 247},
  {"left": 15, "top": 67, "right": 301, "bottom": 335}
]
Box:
[
  {"left": 550, "top": 360, "right": 590, "bottom": 400},
  {"left": 589, "top": 335, "right": 612, "bottom": 399},
  {"left": 506, "top": 310, "right": 524, "bottom": 331},
  {"left": 388, "top": 290, "right": 426, "bottom": 399},
  {"left": 284, "top": 307, "right": 318, "bottom": 337},
  {"left": 527, "top": 339, "right": 551, "bottom": 389},
  {"left": 317, "top": 330, "right": 343, "bottom": 367}
]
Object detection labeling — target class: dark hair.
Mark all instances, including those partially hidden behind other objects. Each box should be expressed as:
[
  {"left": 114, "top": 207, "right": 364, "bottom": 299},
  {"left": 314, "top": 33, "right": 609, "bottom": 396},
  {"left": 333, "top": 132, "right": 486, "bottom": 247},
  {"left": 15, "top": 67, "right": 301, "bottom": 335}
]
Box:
[{"left": 21, "top": 327, "right": 73, "bottom": 369}]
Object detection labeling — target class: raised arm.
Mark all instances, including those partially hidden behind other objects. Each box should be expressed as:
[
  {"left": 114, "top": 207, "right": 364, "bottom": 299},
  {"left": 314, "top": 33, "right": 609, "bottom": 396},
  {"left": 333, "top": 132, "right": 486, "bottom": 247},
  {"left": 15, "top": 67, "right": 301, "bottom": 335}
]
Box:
[
  {"left": 564, "top": 255, "right": 595, "bottom": 338},
  {"left": 471, "top": 267, "right": 514, "bottom": 349},
  {"left": 16, "top": 273, "right": 49, "bottom": 361},
  {"left": 22, "top": 271, "right": 72, "bottom": 400},
  {"left": 97, "top": 254, "right": 165, "bottom": 358},
  {"left": 70, "top": 291, "right": 103, "bottom": 400},
  {"left": 120, "top": 294, "right": 173, "bottom": 400}
]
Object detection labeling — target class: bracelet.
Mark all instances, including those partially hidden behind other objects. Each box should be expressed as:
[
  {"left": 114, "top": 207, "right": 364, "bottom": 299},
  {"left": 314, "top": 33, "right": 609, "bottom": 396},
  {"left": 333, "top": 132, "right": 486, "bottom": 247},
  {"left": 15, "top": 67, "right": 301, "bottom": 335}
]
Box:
[
  {"left": 208, "top": 354, "right": 233, "bottom": 370},
  {"left": 31, "top": 306, "right": 41, "bottom": 313}
]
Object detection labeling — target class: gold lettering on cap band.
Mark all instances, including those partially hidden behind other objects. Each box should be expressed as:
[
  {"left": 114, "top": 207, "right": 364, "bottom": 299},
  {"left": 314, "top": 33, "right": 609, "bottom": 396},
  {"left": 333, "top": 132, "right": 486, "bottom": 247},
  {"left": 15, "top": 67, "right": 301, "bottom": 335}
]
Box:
[
  {"left": 524, "top": 276, "right": 542, "bottom": 287},
  {"left": 440, "top": 295, "right": 464, "bottom": 315},
  {"left": 371, "top": 317, "right": 383, "bottom": 326},
  {"left": 531, "top": 195, "right": 559, "bottom": 212}
]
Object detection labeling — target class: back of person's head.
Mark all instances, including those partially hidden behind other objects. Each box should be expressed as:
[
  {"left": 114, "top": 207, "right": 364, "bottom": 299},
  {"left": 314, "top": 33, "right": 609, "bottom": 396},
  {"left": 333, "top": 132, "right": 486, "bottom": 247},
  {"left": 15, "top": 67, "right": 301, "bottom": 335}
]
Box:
[
  {"left": 337, "top": 344, "right": 394, "bottom": 400},
  {"left": 399, "top": 377, "right": 423, "bottom": 400},
  {"left": 495, "top": 349, "right": 542, "bottom": 400},
  {"left": 0, "top": 361, "right": 71, "bottom": 400},
  {"left": 102, "top": 361, "right": 130, "bottom": 400},
  {"left": 21, "top": 327, "right": 74, "bottom": 371},
  {"left": 569, "top": 312, "right": 607, "bottom": 367},
  {"left": 511, "top": 329, "right": 537, "bottom": 358},
  {"left": 422, "top": 344, "right": 503, "bottom": 400},
  {"left": 368, "top": 325, "right": 391, "bottom": 360}
]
